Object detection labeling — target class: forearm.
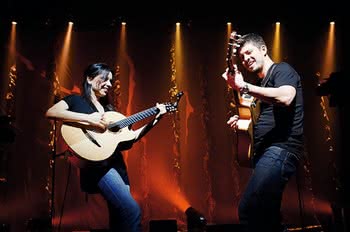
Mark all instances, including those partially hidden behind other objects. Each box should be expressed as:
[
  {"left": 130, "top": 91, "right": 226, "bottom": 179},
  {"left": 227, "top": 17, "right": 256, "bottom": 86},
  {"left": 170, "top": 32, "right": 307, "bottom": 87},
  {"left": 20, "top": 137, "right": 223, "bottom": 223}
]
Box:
[
  {"left": 245, "top": 83, "right": 295, "bottom": 106},
  {"left": 46, "top": 100, "right": 89, "bottom": 123},
  {"left": 46, "top": 110, "right": 90, "bottom": 123},
  {"left": 134, "top": 116, "right": 162, "bottom": 141}
]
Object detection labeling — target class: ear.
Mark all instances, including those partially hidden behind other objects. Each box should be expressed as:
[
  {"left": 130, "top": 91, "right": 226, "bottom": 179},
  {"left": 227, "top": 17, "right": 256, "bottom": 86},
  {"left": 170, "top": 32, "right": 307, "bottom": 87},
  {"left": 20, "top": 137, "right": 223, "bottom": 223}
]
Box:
[
  {"left": 261, "top": 45, "right": 268, "bottom": 56},
  {"left": 86, "top": 76, "right": 93, "bottom": 84}
]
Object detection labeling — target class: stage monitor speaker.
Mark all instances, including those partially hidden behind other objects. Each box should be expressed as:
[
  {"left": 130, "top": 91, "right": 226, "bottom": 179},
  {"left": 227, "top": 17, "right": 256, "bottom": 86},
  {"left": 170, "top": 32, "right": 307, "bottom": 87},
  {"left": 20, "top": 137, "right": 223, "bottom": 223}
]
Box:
[
  {"left": 26, "top": 217, "right": 51, "bottom": 232},
  {"left": 206, "top": 223, "right": 243, "bottom": 232},
  {"left": 149, "top": 219, "right": 177, "bottom": 232},
  {"left": 72, "top": 230, "right": 108, "bottom": 232},
  {"left": 0, "top": 223, "right": 10, "bottom": 232}
]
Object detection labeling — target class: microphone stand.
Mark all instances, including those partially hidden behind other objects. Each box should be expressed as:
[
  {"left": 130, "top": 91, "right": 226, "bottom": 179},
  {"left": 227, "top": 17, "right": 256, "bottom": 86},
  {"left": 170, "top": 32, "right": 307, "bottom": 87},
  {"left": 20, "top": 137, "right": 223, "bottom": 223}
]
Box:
[
  {"left": 49, "top": 117, "right": 57, "bottom": 231},
  {"left": 49, "top": 95, "right": 63, "bottom": 231}
]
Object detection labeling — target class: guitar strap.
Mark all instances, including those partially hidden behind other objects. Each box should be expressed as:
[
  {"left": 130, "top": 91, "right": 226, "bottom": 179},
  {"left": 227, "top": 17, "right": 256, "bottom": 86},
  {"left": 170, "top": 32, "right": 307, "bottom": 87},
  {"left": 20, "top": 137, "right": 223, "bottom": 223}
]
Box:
[
  {"left": 251, "top": 63, "right": 277, "bottom": 121},
  {"left": 260, "top": 63, "right": 277, "bottom": 87},
  {"left": 248, "top": 63, "right": 277, "bottom": 159}
]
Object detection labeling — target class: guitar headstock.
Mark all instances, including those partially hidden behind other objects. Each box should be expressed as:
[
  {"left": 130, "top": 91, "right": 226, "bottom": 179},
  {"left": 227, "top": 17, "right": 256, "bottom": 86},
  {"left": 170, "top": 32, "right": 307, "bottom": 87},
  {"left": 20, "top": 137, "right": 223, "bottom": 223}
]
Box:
[
  {"left": 226, "top": 31, "right": 242, "bottom": 73},
  {"left": 165, "top": 91, "right": 184, "bottom": 113}
]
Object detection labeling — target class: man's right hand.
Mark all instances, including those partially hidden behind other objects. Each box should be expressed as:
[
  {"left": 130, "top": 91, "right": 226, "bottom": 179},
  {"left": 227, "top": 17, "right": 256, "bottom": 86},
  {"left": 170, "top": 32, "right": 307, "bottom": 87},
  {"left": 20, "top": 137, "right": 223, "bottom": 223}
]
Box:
[
  {"left": 227, "top": 115, "right": 251, "bottom": 131},
  {"left": 227, "top": 115, "right": 239, "bottom": 130}
]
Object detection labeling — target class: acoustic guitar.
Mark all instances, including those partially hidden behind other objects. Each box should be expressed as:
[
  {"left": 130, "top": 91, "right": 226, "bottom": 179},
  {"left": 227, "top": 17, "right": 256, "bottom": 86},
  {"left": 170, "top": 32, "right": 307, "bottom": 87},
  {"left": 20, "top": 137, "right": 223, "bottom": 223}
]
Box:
[
  {"left": 226, "top": 31, "right": 254, "bottom": 168},
  {"left": 61, "top": 92, "right": 183, "bottom": 167}
]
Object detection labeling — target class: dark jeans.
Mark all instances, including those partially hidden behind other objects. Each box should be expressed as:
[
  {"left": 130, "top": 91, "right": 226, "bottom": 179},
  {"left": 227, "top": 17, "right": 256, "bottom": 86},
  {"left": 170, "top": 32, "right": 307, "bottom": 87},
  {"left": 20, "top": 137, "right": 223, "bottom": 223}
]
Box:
[
  {"left": 238, "top": 146, "right": 300, "bottom": 232},
  {"left": 98, "top": 168, "right": 142, "bottom": 232}
]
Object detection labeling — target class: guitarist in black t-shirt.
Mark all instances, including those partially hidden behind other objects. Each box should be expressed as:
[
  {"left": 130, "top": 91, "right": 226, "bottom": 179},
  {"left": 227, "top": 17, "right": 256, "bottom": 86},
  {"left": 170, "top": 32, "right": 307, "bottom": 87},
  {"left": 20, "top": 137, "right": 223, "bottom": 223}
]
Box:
[
  {"left": 46, "top": 63, "right": 169, "bottom": 232},
  {"left": 222, "top": 33, "right": 304, "bottom": 232}
]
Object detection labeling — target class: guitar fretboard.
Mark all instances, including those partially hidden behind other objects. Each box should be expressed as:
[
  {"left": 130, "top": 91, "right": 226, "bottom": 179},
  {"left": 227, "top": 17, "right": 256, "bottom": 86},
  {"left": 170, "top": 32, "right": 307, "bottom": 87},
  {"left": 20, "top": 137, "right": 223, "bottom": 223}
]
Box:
[{"left": 108, "top": 107, "right": 159, "bottom": 130}]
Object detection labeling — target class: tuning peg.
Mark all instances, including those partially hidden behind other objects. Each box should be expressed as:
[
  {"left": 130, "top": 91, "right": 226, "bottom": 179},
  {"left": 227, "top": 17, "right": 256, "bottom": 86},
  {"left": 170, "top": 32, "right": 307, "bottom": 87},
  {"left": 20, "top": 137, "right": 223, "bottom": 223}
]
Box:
[{"left": 176, "top": 91, "right": 184, "bottom": 98}]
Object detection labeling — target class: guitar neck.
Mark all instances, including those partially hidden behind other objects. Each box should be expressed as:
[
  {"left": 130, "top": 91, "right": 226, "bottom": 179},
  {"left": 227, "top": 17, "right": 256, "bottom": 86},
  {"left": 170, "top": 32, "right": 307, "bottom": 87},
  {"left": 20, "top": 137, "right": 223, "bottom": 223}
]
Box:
[{"left": 108, "top": 107, "right": 159, "bottom": 130}]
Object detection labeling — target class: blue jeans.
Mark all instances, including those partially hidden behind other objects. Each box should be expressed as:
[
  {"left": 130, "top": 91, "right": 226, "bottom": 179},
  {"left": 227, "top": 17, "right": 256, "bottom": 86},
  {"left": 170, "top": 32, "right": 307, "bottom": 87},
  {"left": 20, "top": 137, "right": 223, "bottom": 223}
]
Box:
[
  {"left": 98, "top": 168, "right": 142, "bottom": 232},
  {"left": 238, "top": 146, "right": 300, "bottom": 232}
]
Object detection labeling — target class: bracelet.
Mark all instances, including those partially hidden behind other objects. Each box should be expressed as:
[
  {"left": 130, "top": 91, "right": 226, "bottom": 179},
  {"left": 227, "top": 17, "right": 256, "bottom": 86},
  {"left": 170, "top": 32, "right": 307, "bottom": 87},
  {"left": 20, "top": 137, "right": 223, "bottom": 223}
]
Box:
[{"left": 240, "top": 83, "right": 249, "bottom": 94}]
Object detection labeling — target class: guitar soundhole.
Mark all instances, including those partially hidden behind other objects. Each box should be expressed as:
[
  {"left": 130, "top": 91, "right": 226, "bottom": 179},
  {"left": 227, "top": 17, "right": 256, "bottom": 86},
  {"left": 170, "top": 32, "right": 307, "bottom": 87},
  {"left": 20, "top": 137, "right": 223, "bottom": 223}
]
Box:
[
  {"left": 109, "top": 125, "right": 121, "bottom": 132},
  {"left": 82, "top": 129, "right": 101, "bottom": 147}
]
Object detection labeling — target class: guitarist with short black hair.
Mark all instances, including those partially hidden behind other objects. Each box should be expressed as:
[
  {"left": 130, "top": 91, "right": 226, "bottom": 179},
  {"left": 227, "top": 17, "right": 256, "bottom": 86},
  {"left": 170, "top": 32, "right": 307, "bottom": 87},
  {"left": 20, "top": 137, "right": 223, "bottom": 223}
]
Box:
[
  {"left": 46, "top": 62, "right": 170, "bottom": 232},
  {"left": 222, "top": 33, "right": 304, "bottom": 232}
]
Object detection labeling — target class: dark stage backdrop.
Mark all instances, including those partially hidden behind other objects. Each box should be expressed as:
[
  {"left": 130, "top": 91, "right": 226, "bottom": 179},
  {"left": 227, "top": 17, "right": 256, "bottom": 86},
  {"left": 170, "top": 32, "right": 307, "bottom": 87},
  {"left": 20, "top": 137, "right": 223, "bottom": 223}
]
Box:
[{"left": 0, "top": 17, "right": 346, "bottom": 231}]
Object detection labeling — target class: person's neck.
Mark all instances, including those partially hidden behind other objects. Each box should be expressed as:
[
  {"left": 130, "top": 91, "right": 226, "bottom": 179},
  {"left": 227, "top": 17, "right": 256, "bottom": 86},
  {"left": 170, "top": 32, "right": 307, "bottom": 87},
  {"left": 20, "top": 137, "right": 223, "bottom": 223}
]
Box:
[
  {"left": 91, "top": 93, "right": 100, "bottom": 103},
  {"left": 258, "top": 57, "right": 274, "bottom": 79}
]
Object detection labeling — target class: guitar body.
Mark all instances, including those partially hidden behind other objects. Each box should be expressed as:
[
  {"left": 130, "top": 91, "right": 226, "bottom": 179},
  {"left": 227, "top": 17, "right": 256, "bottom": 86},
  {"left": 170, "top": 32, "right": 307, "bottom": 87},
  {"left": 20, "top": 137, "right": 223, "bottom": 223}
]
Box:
[
  {"left": 235, "top": 96, "right": 254, "bottom": 168},
  {"left": 61, "top": 111, "right": 136, "bottom": 167},
  {"left": 236, "top": 129, "right": 252, "bottom": 168}
]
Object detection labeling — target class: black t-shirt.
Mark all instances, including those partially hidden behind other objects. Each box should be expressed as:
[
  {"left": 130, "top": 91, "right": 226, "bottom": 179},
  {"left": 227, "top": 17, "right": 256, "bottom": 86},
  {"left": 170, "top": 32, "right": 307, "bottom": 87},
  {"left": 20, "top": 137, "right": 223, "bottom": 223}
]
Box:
[
  {"left": 63, "top": 95, "right": 130, "bottom": 193},
  {"left": 253, "top": 62, "right": 304, "bottom": 157}
]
